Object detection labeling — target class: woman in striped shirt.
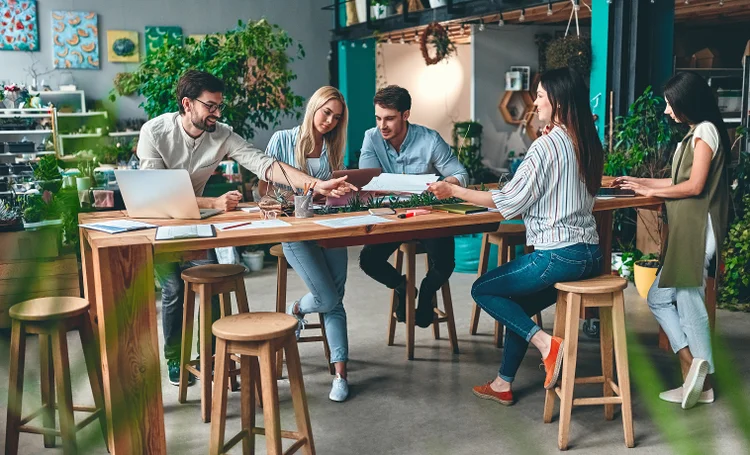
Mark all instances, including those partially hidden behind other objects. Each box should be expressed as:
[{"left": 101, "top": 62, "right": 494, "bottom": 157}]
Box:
[
  {"left": 264, "top": 86, "right": 351, "bottom": 402},
  {"left": 428, "top": 68, "right": 604, "bottom": 405}
]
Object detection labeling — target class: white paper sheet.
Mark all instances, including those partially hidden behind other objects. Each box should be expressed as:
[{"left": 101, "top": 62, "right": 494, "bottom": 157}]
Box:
[
  {"left": 314, "top": 215, "right": 393, "bottom": 229},
  {"left": 214, "top": 219, "right": 291, "bottom": 231},
  {"left": 79, "top": 219, "right": 157, "bottom": 234},
  {"left": 361, "top": 173, "right": 438, "bottom": 194},
  {"left": 241, "top": 206, "right": 261, "bottom": 213}
]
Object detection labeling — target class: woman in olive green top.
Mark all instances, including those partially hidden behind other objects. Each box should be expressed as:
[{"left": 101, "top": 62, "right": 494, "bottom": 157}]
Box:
[{"left": 616, "top": 72, "right": 730, "bottom": 410}]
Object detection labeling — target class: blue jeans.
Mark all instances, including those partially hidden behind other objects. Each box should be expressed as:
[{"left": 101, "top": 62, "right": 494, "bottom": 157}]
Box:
[
  {"left": 282, "top": 241, "right": 348, "bottom": 363},
  {"left": 471, "top": 243, "right": 602, "bottom": 383},
  {"left": 154, "top": 250, "right": 221, "bottom": 361}
]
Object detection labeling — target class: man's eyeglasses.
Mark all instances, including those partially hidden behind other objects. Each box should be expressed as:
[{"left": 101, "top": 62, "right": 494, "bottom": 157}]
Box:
[{"left": 193, "top": 98, "right": 226, "bottom": 113}]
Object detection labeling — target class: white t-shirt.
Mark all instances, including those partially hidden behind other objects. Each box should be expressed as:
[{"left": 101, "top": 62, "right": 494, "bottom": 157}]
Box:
[{"left": 687, "top": 121, "right": 721, "bottom": 158}]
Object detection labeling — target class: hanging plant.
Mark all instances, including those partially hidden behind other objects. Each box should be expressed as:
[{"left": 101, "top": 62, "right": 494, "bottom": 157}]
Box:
[
  {"left": 545, "top": 35, "right": 592, "bottom": 76},
  {"left": 420, "top": 22, "right": 456, "bottom": 66}
]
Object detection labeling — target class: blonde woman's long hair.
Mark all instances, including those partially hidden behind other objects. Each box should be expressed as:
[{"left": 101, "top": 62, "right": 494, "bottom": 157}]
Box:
[{"left": 295, "top": 86, "right": 348, "bottom": 173}]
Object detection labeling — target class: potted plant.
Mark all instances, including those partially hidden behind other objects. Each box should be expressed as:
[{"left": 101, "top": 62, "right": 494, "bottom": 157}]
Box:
[
  {"left": 371, "top": 0, "right": 392, "bottom": 19},
  {"left": 451, "top": 121, "right": 490, "bottom": 184},
  {"left": 33, "top": 155, "right": 63, "bottom": 193},
  {"left": 0, "top": 203, "right": 23, "bottom": 232},
  {"left": 615, "top": 248, "right": 642, "bottom": 281},
  {"left": 110, "top": 19, "right": 305, "bottom": 142},
  {"left": 545, "top": 35, "right": 592, "bottom": 76},
  {"left": 633, "top": 253, "right": 659, "bottom": 298}
]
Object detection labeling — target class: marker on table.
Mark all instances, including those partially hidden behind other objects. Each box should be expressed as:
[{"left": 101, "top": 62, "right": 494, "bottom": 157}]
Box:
[
  {"left": 397, "top": 209, "right": 431, "bottom": 219},
  {"left": 223, "top": 221, "right": 253, "bottom": 230}
]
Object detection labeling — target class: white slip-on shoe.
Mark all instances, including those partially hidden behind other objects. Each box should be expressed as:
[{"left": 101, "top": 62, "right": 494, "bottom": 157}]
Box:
[
  {"left": 682, "top": 358, "right": 709, "bottom": 409},
  {"left": 659, "top": 386, "right": 715, "bottom": 404},
  {"left": 659, "top": 386, "right": 683, "bottom": 403},
  {"left": 329, "top": 374, "right": 349, "bottom": 402}
]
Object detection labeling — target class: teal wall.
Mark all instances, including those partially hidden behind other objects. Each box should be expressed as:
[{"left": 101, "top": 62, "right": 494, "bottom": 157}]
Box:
[
  {"left": 590, "top": 0, "right": 610, "bottom": 143},
  {"left": 338, "top": 39, "right": 376, "bottom": 168}
]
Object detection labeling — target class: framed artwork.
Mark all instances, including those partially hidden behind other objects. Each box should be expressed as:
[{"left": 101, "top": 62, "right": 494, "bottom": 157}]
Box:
[
  {"left": 51, "top": 10, "right": 99, "bottom": 69},
  {"left": 145, "top": 26, "right": 182, "bottom": 56},
  {"left": 1, "top": 0, "right": 39, "bottom": 51},
  {"left": 107, "top": 30, "right": 138, "bottom": 63}
]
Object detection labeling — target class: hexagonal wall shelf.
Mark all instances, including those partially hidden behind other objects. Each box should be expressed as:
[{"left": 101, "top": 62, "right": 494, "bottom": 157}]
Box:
[{"left": 498, "top": 91, "right": 534, "bottom": 125}]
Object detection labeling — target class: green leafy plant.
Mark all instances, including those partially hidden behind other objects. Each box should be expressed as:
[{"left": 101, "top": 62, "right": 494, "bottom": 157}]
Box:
[
  {"left": 93, "top": 139, "right": 136, "bottom": 165},
  {"left": 110, "top": 19, "right": 305, "bottom": 140},
  {"left": 452, "top": 121, "right": 494, "bottom": 184},
  {"left": 113, "top": 72, "right": 138, "bottom": 97},
  {"left": 720, "top": 194, "right": 750, "bottom": 310},
  {"left": 21, "top": 193, "right": 48, "bottom": 223},
  {"left": 729, "top": 125, "right": 748, "bottom": 219},
  {"left": 545, "top": 35, "right": 592, "bottom": 76},
  {"left": 33, "top": 154, "right": 62, "bottom": 182}
]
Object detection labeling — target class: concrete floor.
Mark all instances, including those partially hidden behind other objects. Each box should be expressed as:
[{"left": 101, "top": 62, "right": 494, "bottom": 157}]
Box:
[{"left": 2, "top": 245, "right": 750, "bottom": 454}]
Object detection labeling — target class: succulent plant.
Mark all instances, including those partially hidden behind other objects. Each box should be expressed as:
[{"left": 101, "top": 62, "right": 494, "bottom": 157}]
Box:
[{"left": 0, "top": 203, "right": 22, "bottom": 226}]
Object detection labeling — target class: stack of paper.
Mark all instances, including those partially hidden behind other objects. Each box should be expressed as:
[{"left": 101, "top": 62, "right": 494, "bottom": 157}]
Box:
[
  {"left": 155, "top": 225, "right": 215, "bottom": 240},
  {"left": 361, "top": 173, "right": 439, "bottom": 194},
  {"left": 314, "top": 215, "right": 393, "bottom": 229}
]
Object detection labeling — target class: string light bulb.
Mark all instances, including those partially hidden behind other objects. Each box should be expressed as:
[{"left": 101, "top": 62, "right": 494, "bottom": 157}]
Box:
[
  {"left": 362, "top": 42, "right": 367, "bottom": 49},
  {"left": 387, "top": 36, "right": 392, "bottom": 44},
  {"left": 498, "top": 13, "right": 505, "bottom": 26},
  {"left": 519, "top": 8, "right": 526, "bottom": 22},
  {"left": 400, "top": 34, "right": 405, "bottom": 44},
  {"left": 574, "top": 0, "right": 581, "bottom": 11},
  {"left": 479, "top": 21, "right": 485, "bottom": 32},
  {"left": 547, "top": 2, "right": 553, "bottom": 16},
  {"left": 719, "top": 0, "right": 724, "bottom": 5}
]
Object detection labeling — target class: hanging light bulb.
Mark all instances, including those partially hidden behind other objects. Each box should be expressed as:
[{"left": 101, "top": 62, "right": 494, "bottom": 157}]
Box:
[
  {"left": 607, "top": 0, "right": 612, "bottom": 4},
  {"left": 684, "top": 0, "right": 689, "bottom": 4},
  {"left": 719, "top": 0, "right": 724, "bottom": 5},
  {"left": 362, "top": 41, "right": 368, "bottom": 49},
  {"left": 400, "top": 34, "right": 405, "bottom": 44},
  {"left": 547, "top": 2, "right": 553, "bottom": 16},
  {"left": 387, "top": 36, "right": 392, "bottom": 44},
  {"left": 519, "top": 8, "right": 526, "bottom": 22},
  {"left": 327, "top": 49, "right": 332, "bottom": 61},
  {"left": 498, "top": 13, "right": 505, "bottom": 26},
  {"left": 351, "top": 41, "right": 356, "bottom": 48},
  {"left": 574, "top": 0, "right": 581, "bottom": 11},
  {"left": 479, "top": 21, "right": 485, "bottom": 32}
]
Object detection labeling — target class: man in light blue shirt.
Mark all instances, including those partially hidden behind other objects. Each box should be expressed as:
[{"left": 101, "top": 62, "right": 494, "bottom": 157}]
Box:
[{"left": 359, "top": 85, "right": 468, "bottom": 328}]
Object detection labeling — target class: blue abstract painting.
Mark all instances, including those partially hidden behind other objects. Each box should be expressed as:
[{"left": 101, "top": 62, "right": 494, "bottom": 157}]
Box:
[{"left": 51, "top": 10, "right": 99, "bottom": 69}]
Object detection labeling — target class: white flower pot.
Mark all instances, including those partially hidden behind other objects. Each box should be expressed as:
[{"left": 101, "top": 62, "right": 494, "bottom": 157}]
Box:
[
  {"left": 372, "top": 4, "right": 390, "bottom": 19},
  {"left": 242, "top": 250, "right": 264, "bottom": 272}
]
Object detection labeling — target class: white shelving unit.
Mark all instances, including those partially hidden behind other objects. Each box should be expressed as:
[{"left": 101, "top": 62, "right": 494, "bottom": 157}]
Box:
[
  {"left": 0, "top": 108, "right": 59, "bottom": 160},
  {"left": 30, "top": 90, "right": 87, "bottom": 113},
  {"left": 108, "top": 131, "right": 140, "bottom": 138}
]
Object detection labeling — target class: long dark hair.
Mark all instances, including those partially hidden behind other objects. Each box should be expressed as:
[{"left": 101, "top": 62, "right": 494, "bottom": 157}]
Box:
[
  {"left": 539, "top": 68, "right": 603, "bottom": 197},
  {"left": 664, "top": 71, "right": 731, "bottom": 156}
]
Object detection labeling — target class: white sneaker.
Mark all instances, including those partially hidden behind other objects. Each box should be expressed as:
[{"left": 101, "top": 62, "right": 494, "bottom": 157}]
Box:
[
  {"left": 659, "top": 386, "right": 714, "bottom": 404},
  {"left": 286, "top": 301, "right": 307, "bottom": 340},
  {"left": 329, "top": 374, "right": 349, "bottom": 402},
  {"left": 682, "top": 358, "right": 709, "bottom": 409}
]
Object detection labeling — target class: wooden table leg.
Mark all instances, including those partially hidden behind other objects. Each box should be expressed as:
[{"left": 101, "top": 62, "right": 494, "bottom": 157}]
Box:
[{"left": 91, "top": 237, "right": 166, "bottom": 454}]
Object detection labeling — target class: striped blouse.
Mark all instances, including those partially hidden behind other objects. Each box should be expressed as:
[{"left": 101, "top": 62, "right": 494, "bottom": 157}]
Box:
[
  {"left": 491, "top": 126, "right": 599, "bottom": 249},
  {"left": 264, "top": 126, "right": 333, "bottom": 180}
]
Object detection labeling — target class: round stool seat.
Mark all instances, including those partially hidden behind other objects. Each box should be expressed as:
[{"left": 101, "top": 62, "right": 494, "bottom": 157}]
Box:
[
  {"left": 494, "top": 223, "right": 527, "bottom": 235},
  {"left": 555, "top": 275, "right": 628, "bottom": 294},
  {"left": 269, "top": 244, "right": 284, "bottom": 258},
  {"left": 9, "top": 297, "right": 89, "bottom": 322},
  {"left": 181, "top": 264, "right": 246, "bottom": 284},
  {"left": 213, "top": 312, "right": 298, "bottom": 342}
]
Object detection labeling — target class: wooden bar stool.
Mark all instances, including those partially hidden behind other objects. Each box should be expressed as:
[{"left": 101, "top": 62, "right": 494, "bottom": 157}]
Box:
[
  {"left": 179, "top": 263, "right": 250, "bottom": 423},
  {"left": 387, "top": 241, "right": 459, "bottom": 360},
  {"left": 5, "top": 297, "right": 108, "bottom": 455},
  {"left": 270, "top": 244, "right": 334, "bottom": 378},
  {"left": 542, "top": 275, "right": 634, "bottom": 450},
  {"left": 210, "top": 312, "right": 315, "bottom": 455},
  {"left": 471, "top": 225, "right": 543, "bottom": 348}
]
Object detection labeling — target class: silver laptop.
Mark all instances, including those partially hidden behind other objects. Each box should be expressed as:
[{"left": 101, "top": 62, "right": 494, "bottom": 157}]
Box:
[{"left": 114, "top": 169, "right": 223, "bottom": 220}]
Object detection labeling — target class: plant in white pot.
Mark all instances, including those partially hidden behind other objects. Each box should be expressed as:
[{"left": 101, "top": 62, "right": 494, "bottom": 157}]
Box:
[{"left": 372, "top": 0, "right": 392, "bottom": 19}]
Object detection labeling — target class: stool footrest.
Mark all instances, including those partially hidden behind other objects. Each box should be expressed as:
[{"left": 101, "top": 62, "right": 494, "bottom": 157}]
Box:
[
  {"left": 18, "top": 407, "right": 102, "bottom": 436},
  {"left": 573, "top": 396, "right": 623, "bottom": 407},
  {"left": 222, "top": 429, "right": 250, "bottom": 453},
  {"left": 575, "top": 375, "right": 605, "bottom": 385},
  {"left": 18, "top": 425, "right": 60, "bottom": 437},
  {"left": 298, "top": 335, "right": 325, "bottom": 343}
]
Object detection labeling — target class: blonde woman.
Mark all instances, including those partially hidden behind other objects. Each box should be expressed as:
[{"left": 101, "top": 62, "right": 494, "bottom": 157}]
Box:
[{"left": 265, "top": 86, "right": 351, "bottom": 401}]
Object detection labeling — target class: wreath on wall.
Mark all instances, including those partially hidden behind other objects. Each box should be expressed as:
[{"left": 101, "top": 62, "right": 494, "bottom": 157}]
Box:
[{"left": 420, "top": 22, "right": 456, "bottom": 66}]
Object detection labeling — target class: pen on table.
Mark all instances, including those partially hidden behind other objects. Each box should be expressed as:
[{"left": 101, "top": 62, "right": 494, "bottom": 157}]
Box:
[{"left": 223, "top": 221, "right": 253, "bottom": 230}]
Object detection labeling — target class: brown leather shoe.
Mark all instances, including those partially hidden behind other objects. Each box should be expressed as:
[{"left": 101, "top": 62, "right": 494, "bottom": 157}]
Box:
[
  {"left": 543, "top": 336, "right": 564, "bottom": 390},
  {"left": 472, "top": 382, "right": 514, "bottom": 406}
]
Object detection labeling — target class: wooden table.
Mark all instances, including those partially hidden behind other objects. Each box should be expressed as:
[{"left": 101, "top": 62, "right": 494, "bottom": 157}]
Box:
[{"left": 78, "top": 194, "right": 660, "bottom": 454}]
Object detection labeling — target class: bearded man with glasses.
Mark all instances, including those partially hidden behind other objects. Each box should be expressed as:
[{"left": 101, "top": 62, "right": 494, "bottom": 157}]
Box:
[{"left": 136, "top": 69, "right": 356, "bottom": 385}]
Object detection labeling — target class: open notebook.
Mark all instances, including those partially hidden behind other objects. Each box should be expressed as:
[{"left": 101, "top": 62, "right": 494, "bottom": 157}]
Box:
[{"left": 155, "top": 225, "right": 216, "bottom": 240}]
